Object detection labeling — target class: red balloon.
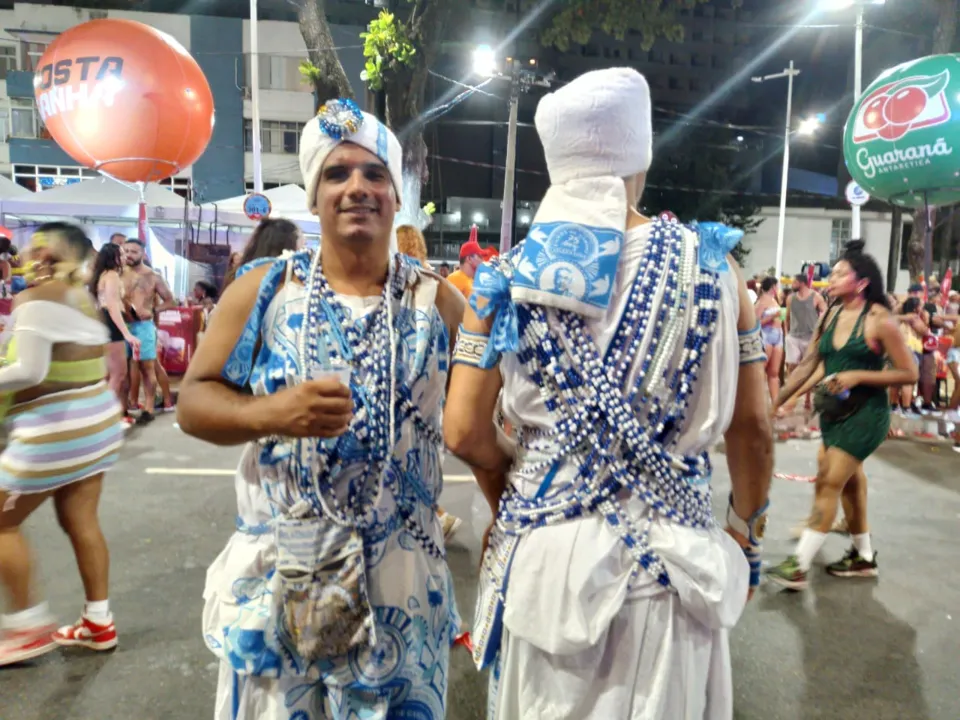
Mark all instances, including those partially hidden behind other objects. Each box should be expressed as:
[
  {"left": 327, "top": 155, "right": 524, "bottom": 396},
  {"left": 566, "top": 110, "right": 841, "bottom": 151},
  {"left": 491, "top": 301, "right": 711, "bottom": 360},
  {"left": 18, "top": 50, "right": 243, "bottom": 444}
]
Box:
[{"left": 33, "top": 19, "right": 214, "bottom": 183}]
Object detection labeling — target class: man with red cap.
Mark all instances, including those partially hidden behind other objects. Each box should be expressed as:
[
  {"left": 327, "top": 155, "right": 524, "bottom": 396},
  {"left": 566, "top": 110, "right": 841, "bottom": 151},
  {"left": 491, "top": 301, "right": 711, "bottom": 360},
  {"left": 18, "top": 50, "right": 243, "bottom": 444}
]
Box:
[{"left": 447, "top": 231, "right": 483, "bottom": 298}]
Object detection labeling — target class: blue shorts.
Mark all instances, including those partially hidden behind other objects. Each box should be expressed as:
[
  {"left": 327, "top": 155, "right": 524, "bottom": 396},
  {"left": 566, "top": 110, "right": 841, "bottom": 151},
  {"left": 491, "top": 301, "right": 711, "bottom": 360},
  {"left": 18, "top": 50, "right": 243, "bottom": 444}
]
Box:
[{"left": 128, "top": 320, "right": 158, "bottom": 362}]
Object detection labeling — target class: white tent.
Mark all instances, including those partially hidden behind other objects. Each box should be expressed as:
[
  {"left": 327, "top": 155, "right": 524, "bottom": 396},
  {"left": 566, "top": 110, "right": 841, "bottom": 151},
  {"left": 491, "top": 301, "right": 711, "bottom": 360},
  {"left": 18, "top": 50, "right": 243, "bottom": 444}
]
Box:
[
  {"left": 197, "top": 184, "right": 319, "bottom": 233},
  {"left": 0, "top": 178, "right": 190, "bottom": 221},
  {"left": 0, "top": 176, "right": 31, "bottom": 199}
]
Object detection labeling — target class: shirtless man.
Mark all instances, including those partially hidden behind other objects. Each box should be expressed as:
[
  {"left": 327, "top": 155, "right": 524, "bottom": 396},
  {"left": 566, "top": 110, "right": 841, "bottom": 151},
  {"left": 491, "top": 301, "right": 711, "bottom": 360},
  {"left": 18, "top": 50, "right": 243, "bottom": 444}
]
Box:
[{"left": 122, "top": 239, "right": 174, "bottom": 424}]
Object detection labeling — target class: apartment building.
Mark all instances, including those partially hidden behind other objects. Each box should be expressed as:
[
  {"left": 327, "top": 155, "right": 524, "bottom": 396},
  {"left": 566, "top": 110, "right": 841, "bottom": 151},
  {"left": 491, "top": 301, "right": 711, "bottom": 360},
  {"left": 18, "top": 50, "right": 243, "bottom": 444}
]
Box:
[{"left": 0, "top": 1, "right": 367, "bottom": 203}]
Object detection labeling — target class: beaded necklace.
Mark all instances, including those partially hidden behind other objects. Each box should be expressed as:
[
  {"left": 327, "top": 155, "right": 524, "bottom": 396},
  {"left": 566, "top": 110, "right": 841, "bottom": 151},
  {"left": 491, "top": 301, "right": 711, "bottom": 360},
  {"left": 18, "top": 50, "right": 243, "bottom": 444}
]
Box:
[
  {"left": 294, "top": 247, "right": 397, "bottom": 526},
  {"left": 496, "top": 220, "right": 721, "bottom": 587},
  {"left": 291, "top": 249, "right": 446, "bottom": 560}
]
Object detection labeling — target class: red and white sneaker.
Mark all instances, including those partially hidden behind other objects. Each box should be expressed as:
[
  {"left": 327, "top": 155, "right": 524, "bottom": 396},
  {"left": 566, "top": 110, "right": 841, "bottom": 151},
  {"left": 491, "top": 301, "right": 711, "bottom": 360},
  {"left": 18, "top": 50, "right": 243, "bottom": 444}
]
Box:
[
  {"left": 0, "top": 624, "right": 58, "bottom": 666},
  {"left": 52, "top": 616, "right": 117, "bottom": 651}
]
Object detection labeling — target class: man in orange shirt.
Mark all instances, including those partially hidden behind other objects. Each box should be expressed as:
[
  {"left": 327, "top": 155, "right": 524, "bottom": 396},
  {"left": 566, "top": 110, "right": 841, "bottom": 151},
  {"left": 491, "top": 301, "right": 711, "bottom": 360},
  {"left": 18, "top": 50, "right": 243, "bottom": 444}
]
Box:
[{"left": 447, "top": 238, "right": 483, "bottom": 298}]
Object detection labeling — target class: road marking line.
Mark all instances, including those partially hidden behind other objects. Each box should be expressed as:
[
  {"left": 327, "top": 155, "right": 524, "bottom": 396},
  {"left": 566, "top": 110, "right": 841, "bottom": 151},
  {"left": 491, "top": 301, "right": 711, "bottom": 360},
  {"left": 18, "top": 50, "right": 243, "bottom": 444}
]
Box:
[
  {"left": 145, "top": 469, "right": 477, "bottom": 483},
  {"left": 146, "top": 468, "right": 235, "bottom": 476}
]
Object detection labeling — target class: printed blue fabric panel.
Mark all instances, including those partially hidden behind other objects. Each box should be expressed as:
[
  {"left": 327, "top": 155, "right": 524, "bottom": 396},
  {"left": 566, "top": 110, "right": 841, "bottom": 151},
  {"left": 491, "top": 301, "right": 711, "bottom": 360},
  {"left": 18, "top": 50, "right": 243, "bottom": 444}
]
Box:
[{"left": 205, "top": 251, "right": 460, "bottom": 720}]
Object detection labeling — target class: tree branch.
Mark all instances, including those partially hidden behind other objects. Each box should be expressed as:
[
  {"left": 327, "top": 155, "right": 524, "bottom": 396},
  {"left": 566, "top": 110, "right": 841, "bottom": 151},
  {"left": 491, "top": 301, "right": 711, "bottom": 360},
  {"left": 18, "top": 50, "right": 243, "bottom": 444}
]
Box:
[{"left": 293, "top": 0, "right": 354, "bottom": 110}]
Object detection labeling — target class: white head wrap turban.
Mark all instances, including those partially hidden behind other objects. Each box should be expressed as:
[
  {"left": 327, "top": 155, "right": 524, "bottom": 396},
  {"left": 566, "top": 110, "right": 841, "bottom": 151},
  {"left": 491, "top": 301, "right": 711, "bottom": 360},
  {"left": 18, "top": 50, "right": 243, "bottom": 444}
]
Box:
[
  {"left": 299, "top": 98, "right": 404, "bottom": 214},
  {"left": 506, "top": 68, "right": 653, "bottom": 318}
]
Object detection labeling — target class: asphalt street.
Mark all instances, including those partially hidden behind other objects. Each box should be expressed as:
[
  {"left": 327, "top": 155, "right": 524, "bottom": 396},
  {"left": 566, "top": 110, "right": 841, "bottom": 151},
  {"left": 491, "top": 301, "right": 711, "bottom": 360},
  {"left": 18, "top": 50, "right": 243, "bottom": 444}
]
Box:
[{"left": 1, "top": 416, "right": 959, "bottom": 720}]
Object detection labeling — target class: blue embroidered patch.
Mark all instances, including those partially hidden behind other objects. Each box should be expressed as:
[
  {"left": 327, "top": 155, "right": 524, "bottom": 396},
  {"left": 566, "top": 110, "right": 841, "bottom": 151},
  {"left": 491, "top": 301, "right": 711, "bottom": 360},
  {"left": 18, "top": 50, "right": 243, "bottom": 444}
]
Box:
[
  {"left": 511, "top": 221, "right": 623, "bottom": 313},
  {"left": 694, "top": 222, "right": 744, "bottom": 273}
]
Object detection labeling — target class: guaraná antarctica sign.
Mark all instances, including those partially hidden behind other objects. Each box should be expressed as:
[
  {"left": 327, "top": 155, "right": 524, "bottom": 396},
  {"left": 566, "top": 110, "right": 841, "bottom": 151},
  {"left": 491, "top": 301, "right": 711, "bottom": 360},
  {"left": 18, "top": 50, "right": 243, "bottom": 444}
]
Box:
[{"left": 844, "top": 54, "right": 960, "bottom": 209}]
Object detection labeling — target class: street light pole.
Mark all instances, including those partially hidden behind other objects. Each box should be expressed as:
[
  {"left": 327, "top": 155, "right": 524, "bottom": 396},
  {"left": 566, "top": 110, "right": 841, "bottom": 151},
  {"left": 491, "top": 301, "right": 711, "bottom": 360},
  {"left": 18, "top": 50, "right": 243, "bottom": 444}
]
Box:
[
  {"left": 473, "top": 46, "right": 553, "bottom": 253},
  {"left": 249, "top": 0, "right": 263, "bottom": 193},
  {"left": 500, "top": 60, "right": 520, "bottom": 255},
  {"left": 753, "top": 61, "right": 802, "bottom": 280},
  {"left": 776, "top": 62, "right": 796, "bottom": 281},
  {"left": 852, "top": 5, "right": 864, "bottom": 240}
]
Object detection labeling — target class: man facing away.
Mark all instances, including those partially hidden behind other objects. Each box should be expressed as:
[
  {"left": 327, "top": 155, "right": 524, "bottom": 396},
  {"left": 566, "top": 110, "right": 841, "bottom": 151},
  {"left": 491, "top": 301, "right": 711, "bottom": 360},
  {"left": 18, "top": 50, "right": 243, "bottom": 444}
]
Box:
[
  {"left": 783, "top": 272, "right": 826, "bottom": 411},
  {"left": 121, "top": 239, "right": 174, "bottom": 424},
  {"left": 444, "top": 67, "right": 773, "bottom": 719},
  {"left": 177, "top": 98, "right": 463, "bottom": 719}
]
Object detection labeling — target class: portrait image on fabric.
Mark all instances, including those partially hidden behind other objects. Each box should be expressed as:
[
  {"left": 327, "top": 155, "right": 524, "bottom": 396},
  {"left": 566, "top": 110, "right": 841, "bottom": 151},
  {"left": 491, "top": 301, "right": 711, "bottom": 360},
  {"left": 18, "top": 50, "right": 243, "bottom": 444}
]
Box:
[{"left": 176, "top": 98, "right": 462, "bottom": 720}]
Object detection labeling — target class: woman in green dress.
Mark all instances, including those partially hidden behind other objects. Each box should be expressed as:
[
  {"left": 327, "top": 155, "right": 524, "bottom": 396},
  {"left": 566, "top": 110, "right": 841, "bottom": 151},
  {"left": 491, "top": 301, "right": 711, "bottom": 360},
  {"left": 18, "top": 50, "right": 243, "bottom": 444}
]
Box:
[{"left": 767, "top": 241, "right": 917, "bottom": 590}]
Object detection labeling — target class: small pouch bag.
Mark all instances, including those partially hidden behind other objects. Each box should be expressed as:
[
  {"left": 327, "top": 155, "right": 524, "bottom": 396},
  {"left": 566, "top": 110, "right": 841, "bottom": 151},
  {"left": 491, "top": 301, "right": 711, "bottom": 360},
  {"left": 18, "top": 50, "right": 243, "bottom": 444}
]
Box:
[
  {"left": 812, "top": 384, "right": 869, "bottom": 424},
  {"left": 275, "top": 515, "right": 376, "bottom": 662}
]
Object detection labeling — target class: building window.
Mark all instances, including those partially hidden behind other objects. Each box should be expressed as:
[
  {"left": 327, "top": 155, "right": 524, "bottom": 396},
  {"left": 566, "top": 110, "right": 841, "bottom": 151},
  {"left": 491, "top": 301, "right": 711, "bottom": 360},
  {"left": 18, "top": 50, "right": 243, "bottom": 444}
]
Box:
[
  {"left": 690, "top": 78, "right": 703, "bottom": 92},
  {"left": 244, "top": 181, "right": 287, "bottom": 193},
  {"left": 692, "top": 53, "right": 708, "bottom": 68},
  {"left": 13, "top": 163, "right": 100, "bottom": 193},
  {"left": 830, "top": 219, "right": 852, "bottom": 263},
  {"left": 669, "top": 77, "right": 682, "bottom": 91},
  {"left": 669, "top": 53, "right": 686, "bottom": 66},
  {"left": 712, "top": 55, "right": 728, "bottom": 70},
  {"left": 20, "top": 41, "right": 48, "bottom": 72},
  {"left": 244, "top": 119, "right": 305, "bottom": 154},
  {"left": 0, "top": 46, "right": 15, "bottom": 79},
  {"left": 9, "top": 99, "right": 41, "bottom": 139}
]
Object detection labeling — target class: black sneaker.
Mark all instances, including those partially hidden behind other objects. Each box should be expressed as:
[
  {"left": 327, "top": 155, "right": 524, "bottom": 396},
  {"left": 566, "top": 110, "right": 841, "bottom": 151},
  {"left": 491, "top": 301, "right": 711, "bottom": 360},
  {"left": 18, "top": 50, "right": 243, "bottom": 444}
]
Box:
[
  {"left": 826, "top": 547, "right": 878, "bottom": 578},
  {"left": 135, "top": 411, "right": 155, "bottom": 426}
]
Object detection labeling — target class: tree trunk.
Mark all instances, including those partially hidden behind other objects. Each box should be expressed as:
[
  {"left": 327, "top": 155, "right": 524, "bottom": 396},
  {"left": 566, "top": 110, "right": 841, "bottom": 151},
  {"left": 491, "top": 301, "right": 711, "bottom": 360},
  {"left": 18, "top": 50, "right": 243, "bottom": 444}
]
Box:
[
  {"left": 908, "top": 206, "right": 931, "bottom": 281},
  {"left": 907, "top": 0, "right": 960, "bottom": 279},
  {"left": 887, "top": 205, "right": 903, "bottom": 292},
  {"left": 294, "top": 0, "right": 354, "bottom": 111},
  {"left": 384, "top": 0, "right": 456, "bottom": 198}
]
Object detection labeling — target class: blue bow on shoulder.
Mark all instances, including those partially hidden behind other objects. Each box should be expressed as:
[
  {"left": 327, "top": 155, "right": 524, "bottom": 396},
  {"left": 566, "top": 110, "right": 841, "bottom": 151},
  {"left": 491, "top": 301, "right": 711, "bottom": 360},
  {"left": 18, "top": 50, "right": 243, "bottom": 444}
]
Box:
[
  {"left": 468, "top": 262, "right": 519, "bottom": 369},
  {"left": 691, "top": 222, "right": 744, "bottom": 273}
]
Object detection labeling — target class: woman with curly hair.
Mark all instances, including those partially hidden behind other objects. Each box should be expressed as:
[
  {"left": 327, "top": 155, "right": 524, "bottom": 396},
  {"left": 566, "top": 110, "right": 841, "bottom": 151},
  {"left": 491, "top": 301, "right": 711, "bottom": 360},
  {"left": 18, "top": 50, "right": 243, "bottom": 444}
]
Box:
[
  {"left": 0, "top": 223, "right": 124, "bottom": 666},
  {"left": 768, "top": 241, "right": 917, "bottom": 590}
]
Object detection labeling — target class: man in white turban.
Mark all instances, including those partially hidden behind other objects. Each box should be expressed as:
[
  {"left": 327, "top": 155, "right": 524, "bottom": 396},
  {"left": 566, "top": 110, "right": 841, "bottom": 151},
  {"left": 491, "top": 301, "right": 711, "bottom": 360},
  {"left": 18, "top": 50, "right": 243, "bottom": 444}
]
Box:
[
  {"left": 444, "top": 68, "right": 773, "bottom": 718},
  {"left": 178, "top": 98, "right": 464, "bottom": 720}
]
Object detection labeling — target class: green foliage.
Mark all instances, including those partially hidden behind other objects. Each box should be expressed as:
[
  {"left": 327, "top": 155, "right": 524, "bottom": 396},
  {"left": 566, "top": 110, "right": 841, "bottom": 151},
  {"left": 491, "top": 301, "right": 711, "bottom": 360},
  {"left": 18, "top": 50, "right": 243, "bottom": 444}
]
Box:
[
  {"left": 361, "top": 10, "right": 418, "bottom": 91},
  {"left": 298, "top": 60, "right": 322, "bottom": 86},
  {"left": 542, "top": 0, "right": 741, "bottom": 52}
]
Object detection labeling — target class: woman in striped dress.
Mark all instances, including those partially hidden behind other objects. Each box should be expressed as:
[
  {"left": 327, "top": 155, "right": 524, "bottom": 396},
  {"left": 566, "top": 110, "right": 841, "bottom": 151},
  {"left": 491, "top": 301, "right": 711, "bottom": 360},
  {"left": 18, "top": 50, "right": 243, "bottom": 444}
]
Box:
[{"left": 0, "top": 223, "right": 124, "bottom": 667}]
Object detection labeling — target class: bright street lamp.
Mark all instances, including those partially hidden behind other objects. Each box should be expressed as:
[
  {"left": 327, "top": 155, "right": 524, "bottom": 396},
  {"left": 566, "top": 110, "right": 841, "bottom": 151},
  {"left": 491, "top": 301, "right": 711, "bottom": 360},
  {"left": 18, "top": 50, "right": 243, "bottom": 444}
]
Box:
[
  {"left": 821, "top": 0, "right": 888, "bottom": 239},
  {"left": 473, "top": 45, "right": 497, "bottom": 78},
  {"left": 798, "top": 117, "right": 821, "bottom": 136}
]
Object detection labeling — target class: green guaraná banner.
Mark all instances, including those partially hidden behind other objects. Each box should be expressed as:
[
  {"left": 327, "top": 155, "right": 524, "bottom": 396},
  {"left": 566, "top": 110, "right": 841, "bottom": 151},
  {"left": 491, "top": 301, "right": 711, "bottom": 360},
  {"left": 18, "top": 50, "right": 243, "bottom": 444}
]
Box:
[{"left": 844, "top": 54, "right": 960, "bottom": 209}]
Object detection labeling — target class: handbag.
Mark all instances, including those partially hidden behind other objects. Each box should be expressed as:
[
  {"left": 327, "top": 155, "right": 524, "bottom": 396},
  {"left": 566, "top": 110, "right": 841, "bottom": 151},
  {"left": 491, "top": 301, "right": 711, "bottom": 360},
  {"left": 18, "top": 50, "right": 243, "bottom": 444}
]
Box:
[
  {"left": 812, "top": 384, "right": 869, "bottom": 424},
  {"left": 275, "top": 516, "right": 377, "bottom": 662}
]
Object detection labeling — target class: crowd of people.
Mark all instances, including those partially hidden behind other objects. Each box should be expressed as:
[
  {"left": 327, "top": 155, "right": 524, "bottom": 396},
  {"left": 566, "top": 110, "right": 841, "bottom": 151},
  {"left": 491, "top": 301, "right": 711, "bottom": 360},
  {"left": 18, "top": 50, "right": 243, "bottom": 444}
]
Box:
[
  {"left": 0, "top": 64, "right": 954, "bottom": 720},
  {"left": 747, "top": 272, "right": 960, "bottom": 432}
]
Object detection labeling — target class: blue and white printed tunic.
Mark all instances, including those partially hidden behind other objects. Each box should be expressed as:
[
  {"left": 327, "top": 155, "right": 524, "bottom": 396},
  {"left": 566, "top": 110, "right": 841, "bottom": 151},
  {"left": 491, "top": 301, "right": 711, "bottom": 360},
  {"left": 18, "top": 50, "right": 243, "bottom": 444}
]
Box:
[{"left": 202, "top": 251, "right": 460, "bottom": 720}]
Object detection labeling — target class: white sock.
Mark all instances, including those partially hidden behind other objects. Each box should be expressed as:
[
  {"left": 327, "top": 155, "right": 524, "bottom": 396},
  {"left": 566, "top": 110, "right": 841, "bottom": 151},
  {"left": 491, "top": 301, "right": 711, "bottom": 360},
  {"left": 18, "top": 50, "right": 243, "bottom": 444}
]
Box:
[
  {"left": 853, "top": 534, "right": 874, "bottom": 562},
  {"left": 83, "top": 600, "right": 111, "bottom": 621},
  {"left": 2, "top": 602, "right": 52, "bottom": 630},
  {"left": 795, "top": 529, "right": 827, "bottom": 572}
]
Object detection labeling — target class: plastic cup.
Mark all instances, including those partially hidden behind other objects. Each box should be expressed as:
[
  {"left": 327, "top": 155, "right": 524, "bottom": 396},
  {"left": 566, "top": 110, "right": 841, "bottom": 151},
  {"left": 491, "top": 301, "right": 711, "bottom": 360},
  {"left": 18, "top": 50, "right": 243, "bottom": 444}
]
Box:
[{"left": 305, "top": 362, "right": 351, "bottom": 388}]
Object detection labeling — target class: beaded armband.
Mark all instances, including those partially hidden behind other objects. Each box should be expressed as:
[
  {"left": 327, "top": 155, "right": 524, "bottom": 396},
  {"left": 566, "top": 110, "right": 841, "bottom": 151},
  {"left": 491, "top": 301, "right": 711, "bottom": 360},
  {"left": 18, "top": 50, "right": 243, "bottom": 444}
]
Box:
[
  {"left": 739, "top": 323, "right": 765, "bottom": 365},
  {"left": 453, "top": 326, "right": 491, "bottom": 368}
]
